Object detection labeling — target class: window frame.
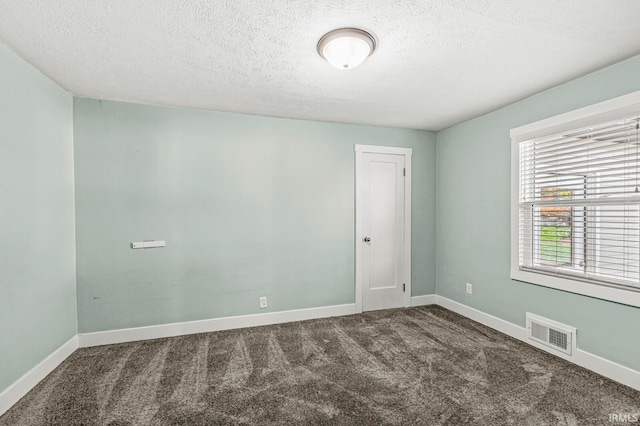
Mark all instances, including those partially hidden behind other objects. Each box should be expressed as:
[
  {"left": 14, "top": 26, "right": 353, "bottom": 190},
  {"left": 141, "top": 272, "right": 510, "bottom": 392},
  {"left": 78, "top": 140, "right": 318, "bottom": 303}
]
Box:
[{"left": 510, "top": 90, "right": 640, "bottom": 308}]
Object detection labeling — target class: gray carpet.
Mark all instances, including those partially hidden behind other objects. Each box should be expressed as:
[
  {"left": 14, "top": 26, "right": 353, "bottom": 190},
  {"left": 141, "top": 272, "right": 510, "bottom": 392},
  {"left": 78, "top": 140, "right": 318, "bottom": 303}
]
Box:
[{"left": 1, "top": 306, "right": 638, "bottom": 425}]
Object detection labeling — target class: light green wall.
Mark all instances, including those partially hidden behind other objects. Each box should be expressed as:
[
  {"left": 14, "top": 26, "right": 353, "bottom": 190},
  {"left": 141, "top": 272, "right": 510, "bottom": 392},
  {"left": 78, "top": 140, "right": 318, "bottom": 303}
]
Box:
[
  {"left": 0, "top": 44, "right": 76, "bottom": 393},
  {"left": 436, "top": 55, "right": 640, "bottom": 371},
  {"left": 73, "top": 99, "right": 436, "bottom": 333},
  {"left": 4, "top": 31, "right": 639, "bottom": 397}
]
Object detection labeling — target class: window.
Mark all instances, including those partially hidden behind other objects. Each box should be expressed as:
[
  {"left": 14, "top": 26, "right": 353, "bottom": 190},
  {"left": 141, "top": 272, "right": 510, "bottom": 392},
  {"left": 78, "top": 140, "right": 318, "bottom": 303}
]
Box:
[
  {"left": 511, "top": 91, "right": 640, "bottom": 308},
  {"left": 538, "top": 187, "right": 573, "bottom": 267}
]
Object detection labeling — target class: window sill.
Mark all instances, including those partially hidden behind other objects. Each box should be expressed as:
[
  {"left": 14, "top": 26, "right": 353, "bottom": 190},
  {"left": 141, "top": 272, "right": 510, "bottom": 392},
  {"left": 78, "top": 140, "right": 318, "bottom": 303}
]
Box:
[{"left": 510, "top": 268, "right": 640, "bottom": 308}]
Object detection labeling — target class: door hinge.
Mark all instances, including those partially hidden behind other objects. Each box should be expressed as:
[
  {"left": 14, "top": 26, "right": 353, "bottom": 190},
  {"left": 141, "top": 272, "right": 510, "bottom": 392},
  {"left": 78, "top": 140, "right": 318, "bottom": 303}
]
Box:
[
  {"left": 403, "top": 283, "right": 406, "bottom": 292},
  {"left": 403, "top": 168, "right": 406, "bottom": 177}
]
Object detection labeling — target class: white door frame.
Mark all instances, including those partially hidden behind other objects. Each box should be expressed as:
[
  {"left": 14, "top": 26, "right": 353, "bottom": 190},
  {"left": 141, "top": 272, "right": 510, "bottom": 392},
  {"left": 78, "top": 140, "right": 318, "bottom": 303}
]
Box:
[{"left": 355, "top": 144, "right": 412, "bottom": 313}]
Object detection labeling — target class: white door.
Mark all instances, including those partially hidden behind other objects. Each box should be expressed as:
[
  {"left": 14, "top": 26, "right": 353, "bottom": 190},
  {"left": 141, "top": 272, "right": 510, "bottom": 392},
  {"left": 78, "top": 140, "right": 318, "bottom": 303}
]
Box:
[{"left": 356, "top": 145, "right": 411, "bottom": 312}]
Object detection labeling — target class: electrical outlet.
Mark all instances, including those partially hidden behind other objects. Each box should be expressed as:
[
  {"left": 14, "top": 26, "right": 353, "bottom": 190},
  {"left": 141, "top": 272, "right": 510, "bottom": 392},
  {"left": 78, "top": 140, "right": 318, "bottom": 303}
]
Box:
[
  {"left": 466, "top": 283, "right": 473, "bottom": 295},
  {"left": 259, "top": 296, "right": 268, "bottom": 309}
]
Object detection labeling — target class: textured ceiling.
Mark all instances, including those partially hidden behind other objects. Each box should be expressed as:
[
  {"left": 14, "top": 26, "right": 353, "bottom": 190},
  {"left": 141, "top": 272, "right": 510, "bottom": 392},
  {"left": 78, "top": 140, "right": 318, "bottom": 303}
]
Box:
[{"left": 2, "top": 1, "right": 640, "bottom": 130}]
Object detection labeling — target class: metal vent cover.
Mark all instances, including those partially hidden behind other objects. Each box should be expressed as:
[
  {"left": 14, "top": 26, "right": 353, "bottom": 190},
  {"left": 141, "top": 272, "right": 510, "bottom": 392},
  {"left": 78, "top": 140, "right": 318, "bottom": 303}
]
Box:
[
  {"left": 531, "top": 321, "right": 548, "bottom": 341},
  {"left": 548, "top": 328, "right": 568, "bottom": 350},
  {"left": 526, "top": 313, "right": 576, "bottom": 356}
]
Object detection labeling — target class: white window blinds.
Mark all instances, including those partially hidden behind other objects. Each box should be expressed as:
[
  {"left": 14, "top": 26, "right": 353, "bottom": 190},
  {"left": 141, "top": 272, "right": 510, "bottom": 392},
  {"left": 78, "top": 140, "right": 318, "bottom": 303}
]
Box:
[{"left": 519, "top": 114, "right": 640, "bottom": 291}]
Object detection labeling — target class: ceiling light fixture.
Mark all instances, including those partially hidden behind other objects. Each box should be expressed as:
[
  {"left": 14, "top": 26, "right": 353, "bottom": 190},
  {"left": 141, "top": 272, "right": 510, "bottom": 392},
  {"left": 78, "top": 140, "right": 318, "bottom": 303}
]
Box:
[{"left": 317, "top": 28, "right": 376, "bottom": 70}]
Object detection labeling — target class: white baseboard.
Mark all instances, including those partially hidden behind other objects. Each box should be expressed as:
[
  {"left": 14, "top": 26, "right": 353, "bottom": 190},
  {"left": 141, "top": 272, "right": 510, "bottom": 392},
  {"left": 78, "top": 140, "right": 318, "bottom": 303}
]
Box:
[
  {"left": 410, "top": 294, "right": 437, "bottom": 306},
  {"left": 0, "top": 335, "right": 78, "bottom": 417},
  {"left": 436, "top": 296, "right": 526, "bottom": 339},
  {"left": 78, "top": 303, "right": 358, "bottom": 348},
  {"left": 436, "top": 296, "right": 640, "bottom": 391},
  {"left": 2, "top": 295, "right": 638, "bottom": 419},
  {"left": 78, "top": 298, "right": 440, "bottom": 348}
]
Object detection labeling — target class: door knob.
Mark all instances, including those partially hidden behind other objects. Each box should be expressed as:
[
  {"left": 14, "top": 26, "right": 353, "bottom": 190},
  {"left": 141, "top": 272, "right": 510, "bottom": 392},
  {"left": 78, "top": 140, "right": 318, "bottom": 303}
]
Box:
[{"left": 363, "top": 237, "right": 371, "bottom": 243}]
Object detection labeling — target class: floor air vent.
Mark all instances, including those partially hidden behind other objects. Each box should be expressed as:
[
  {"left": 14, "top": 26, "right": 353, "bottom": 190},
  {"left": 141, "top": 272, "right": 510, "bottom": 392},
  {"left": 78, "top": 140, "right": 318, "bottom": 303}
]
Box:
[{"left": 526, "top": 313, "right": 576, "bottom": 356}]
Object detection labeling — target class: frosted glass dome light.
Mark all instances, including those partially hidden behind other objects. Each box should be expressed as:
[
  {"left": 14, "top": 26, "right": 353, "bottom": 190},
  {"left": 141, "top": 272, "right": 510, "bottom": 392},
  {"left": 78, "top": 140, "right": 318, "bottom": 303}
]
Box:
[{"left": 318, "top": 28, "right": 376, "bottom": 70}]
